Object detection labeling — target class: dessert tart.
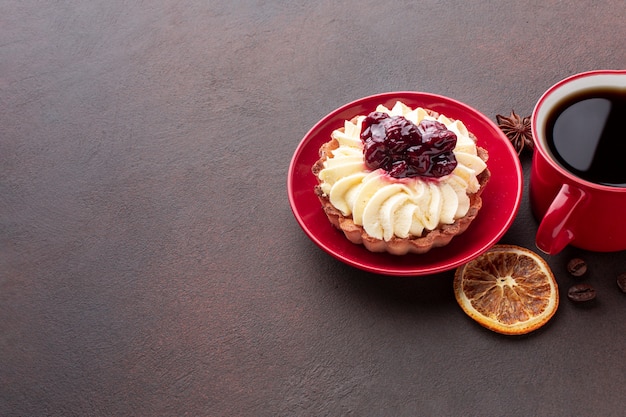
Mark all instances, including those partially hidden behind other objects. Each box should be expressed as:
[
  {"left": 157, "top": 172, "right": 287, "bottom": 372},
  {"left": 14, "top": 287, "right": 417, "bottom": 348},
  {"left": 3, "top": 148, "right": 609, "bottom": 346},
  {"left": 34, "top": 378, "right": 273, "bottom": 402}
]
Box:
[{"left": 312, "top": 101, "right": 490, "bottom": 255}]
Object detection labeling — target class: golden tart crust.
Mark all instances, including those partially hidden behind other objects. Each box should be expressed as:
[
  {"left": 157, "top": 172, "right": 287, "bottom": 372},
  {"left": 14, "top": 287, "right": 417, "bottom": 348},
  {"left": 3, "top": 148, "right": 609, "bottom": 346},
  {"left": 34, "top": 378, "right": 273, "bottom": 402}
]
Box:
[{"left": 312, "top": 112, "right": 490, "bottom": 255}]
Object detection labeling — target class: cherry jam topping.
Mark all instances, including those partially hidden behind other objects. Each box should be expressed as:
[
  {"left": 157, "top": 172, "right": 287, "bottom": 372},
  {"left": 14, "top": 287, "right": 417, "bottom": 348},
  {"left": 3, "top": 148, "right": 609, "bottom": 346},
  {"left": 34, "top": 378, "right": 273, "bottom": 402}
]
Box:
[{"left": 360, "top": 112, "right": 458, "bottom": 179}]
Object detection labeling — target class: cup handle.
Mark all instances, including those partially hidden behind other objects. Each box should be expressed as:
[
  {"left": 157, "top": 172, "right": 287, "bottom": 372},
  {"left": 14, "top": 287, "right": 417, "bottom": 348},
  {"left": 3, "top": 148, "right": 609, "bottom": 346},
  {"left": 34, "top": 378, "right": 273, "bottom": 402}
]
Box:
[{"left": 535, "top": 183, "right": 588, "bottom": 255}]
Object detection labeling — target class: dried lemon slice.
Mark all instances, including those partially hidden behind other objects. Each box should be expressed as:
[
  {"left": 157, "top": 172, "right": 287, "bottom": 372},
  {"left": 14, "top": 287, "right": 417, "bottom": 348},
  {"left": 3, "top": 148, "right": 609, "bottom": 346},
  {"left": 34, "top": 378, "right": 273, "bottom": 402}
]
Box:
[{"left": 454, "top": 244, "right": 559, "bottom": 335}]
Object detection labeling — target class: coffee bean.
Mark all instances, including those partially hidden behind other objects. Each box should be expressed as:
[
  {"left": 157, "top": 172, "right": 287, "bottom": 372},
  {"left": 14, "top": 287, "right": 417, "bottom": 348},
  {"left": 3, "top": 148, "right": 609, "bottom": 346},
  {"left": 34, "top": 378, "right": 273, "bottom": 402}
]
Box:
[
  {"left": 567, "top": 258, "right": 587, "bottom": 277},
  {"left": 567, "top": 284, "right": 596, "bottom": 303},
  {"left": 617, "top": 273, "right": 626, "bottom": 293}
]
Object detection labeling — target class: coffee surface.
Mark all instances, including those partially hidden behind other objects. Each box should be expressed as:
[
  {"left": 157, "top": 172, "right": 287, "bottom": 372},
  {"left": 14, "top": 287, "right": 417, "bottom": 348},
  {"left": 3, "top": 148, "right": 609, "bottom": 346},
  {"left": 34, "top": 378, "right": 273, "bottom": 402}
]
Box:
[{"left": 547, "top": 89, "right": 626, "bottom": 187}]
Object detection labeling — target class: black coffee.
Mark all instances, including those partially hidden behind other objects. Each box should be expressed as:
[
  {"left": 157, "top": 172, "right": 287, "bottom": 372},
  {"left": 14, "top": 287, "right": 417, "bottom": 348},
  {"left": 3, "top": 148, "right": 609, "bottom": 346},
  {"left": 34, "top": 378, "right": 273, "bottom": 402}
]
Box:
[{"left": 546, "top": 89, "right": 626, "bottom": 187}]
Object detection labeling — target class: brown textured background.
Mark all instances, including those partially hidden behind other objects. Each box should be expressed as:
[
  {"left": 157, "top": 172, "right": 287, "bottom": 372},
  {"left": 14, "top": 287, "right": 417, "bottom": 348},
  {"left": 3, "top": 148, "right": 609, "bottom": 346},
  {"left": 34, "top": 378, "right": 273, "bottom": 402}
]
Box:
[{"left": 1, "top": 1, "right": 625, "bottom": 416}]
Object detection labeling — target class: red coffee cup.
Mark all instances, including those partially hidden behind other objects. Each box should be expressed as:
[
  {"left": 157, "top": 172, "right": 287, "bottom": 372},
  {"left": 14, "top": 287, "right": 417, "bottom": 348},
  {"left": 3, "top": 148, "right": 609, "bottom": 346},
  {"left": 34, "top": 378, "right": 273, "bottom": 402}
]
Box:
[{"left": 531, "top": 70, "right": 626, "bottom": 254}]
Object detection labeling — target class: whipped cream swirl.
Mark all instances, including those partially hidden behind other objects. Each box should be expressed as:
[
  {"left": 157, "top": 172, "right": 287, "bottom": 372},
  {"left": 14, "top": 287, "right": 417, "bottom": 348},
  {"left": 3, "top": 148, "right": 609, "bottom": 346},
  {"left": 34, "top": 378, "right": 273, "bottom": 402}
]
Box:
[{"left": 317, "top": 101, "right": 487, "bottom": 241}]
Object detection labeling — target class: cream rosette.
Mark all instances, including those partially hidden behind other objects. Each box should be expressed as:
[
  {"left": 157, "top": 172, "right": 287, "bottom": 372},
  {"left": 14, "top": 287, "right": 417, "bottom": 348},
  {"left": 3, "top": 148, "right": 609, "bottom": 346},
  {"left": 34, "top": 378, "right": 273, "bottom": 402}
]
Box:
[{"left": 316, "top": 101, "right": 488, "bottom": 242}]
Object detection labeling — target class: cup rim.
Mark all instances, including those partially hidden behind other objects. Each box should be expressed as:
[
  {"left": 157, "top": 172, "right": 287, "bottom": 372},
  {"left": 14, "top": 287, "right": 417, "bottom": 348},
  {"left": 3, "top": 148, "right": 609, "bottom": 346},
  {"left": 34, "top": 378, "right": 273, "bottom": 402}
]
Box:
[{"left": 531, "top": 69, "right": 626, "bottom": 192}]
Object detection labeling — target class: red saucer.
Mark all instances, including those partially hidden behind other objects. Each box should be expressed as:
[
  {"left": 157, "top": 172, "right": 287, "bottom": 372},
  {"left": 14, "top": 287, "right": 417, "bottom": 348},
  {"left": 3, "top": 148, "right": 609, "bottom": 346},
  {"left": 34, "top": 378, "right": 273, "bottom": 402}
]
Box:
[{"left": 288, "top": 91, "right": 523, "bottom": 276}]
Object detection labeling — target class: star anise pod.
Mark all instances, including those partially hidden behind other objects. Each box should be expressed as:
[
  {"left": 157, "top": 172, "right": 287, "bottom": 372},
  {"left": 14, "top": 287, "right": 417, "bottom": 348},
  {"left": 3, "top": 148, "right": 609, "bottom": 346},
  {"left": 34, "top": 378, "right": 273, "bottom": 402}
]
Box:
[{"left": 496, "top": 110, "right": 534, "bottom": 155}]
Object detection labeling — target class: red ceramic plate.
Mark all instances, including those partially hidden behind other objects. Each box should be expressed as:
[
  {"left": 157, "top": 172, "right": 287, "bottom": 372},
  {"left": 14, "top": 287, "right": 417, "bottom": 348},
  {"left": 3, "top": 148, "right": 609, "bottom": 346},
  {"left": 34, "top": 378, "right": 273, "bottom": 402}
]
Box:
[{"left": 288, "top": 91, "right": 523, "bottom": 276}]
